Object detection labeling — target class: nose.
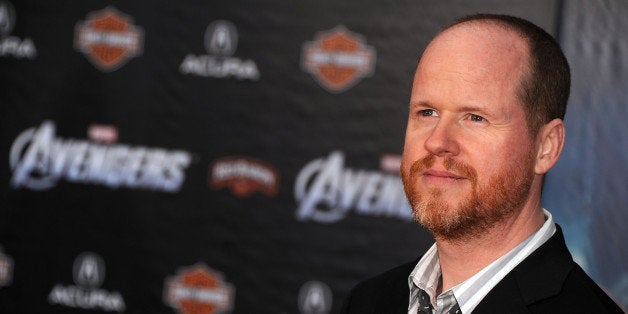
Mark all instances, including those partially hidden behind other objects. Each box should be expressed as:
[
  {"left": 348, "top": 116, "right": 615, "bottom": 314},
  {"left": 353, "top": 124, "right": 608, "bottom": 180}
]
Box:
[{"left": 424, "top": 118, "right": 460, "bottom": 157}]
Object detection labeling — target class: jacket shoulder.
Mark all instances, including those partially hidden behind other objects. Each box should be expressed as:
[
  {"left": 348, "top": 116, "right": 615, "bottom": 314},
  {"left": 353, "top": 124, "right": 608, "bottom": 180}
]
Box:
[
  {"left": 340, "top": 261, "right": 416, "bottom": 314},
  {"left": 475, "top": 225, "right": 624, "bottom": 313},
  {"left": 528, "top": 262, "right": 624, "bottom": 313}
]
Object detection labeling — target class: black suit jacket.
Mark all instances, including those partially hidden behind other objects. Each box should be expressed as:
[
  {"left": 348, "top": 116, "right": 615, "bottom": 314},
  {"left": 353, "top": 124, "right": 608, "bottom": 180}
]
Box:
[{"left": 341, "top": 225, "right": 623, "bottom": 313}]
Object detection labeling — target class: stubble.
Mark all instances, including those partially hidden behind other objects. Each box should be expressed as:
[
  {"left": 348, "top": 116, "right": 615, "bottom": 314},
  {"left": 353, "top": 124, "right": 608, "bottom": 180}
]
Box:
[{"left": 401, "top": 152, "right": 535, "bottom": 241}]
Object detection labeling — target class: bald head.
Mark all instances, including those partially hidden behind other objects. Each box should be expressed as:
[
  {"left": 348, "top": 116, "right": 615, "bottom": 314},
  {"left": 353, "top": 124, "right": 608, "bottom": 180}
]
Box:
[
  {"left": 416, "top": 22, "right": 529, "bottom": 116},
  {"left": 421, "top": 14, "right": 570, "bottom": 135}
]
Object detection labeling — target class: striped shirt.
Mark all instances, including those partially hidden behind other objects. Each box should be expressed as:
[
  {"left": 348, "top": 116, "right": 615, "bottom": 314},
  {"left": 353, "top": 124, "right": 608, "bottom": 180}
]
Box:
[{"left": 408, "top": 209, "right": 556, "bottom": 314}]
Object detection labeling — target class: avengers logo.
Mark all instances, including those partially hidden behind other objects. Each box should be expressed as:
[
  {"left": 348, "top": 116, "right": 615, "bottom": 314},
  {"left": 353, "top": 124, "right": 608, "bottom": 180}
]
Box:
[
  {"left": 294, "top": 151, "right": 411, "bottom": 223},
  {"left": 9, "top": 120, "right": 192, "bottom": 193}
]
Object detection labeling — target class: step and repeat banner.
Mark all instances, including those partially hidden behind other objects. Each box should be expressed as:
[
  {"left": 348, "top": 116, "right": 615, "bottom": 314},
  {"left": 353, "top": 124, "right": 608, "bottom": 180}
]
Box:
[{"left": 0, "top": 0, "right": 625, "bottom": 313}]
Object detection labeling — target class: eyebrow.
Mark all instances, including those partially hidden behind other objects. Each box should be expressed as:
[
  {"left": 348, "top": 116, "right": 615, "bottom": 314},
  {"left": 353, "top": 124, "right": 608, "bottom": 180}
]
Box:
[
  {"left": 409, "top": 101, "right": 488, "bottom": 112},
  {"left": 457, "top": 105, "right": 490, "bottom": 113},
  {"left": 408, "top": 101, "right": 431, "bottom": 109}
]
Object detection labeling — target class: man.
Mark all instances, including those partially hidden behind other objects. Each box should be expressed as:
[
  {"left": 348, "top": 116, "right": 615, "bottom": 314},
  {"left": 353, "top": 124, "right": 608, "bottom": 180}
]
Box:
[{"left": 341, "top": 14, "right": 623, "bottom": 314}]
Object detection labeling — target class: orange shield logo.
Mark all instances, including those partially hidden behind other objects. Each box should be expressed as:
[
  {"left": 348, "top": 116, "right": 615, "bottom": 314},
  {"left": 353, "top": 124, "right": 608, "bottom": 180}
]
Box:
[
  {"left": 302, "top": 26, "right": 376, "bottom": 93},
  {"left": 164, "top": 264, "right": 235, "bottom": 314},
  {"left": 75, "top": 7, "right": 144, "bottom": 72}
]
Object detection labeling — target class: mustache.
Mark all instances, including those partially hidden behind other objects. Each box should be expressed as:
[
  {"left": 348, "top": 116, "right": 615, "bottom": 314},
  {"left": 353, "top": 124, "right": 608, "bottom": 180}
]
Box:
[{"left": 408, "top": 154, "right": 478, "bottom": 184}]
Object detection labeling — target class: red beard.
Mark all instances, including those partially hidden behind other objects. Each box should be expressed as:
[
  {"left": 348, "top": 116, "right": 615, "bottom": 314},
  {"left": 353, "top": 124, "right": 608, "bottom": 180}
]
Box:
[{"left": 401, "top": 152, "right": 535, "bottom": 241}]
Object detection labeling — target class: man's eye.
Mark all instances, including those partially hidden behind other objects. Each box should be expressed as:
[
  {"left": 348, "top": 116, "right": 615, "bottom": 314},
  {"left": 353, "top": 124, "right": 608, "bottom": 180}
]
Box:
[
  {"left": 419, "top": 109, "right": 438, "bottom": 117},
  {"left": 469, "top": 114, "right": 485, "bottom": 122}
]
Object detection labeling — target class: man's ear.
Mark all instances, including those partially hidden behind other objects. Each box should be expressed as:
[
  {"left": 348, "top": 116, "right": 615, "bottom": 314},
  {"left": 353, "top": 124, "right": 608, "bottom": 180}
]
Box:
[{"left": 534, "top": 118, "right": 565, "bottom": 174}]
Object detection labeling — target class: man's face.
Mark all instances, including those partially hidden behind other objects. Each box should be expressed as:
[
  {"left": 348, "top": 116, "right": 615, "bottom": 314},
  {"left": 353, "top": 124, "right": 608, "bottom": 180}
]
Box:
[{"left": 400, "top": 24, "right": 538, "bottom": 240}]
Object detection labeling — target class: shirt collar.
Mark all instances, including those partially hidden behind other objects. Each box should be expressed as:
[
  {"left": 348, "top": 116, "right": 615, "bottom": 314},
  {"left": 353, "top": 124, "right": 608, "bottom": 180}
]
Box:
[{"left": 408, "top": 209, "right": 556, "bottom": 313}]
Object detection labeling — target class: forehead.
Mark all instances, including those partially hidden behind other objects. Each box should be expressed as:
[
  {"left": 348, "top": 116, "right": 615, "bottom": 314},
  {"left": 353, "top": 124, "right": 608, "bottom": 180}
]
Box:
[
  {"left": 412, "top": 23, "right": 529, "bottom": 110},
  {"left": 417, "top": 22, "right": 529, "bottom": 85}
]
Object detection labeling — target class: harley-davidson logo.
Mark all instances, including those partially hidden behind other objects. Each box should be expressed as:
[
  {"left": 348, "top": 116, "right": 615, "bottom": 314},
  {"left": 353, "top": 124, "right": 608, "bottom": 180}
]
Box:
[
  {"left": 302, "top": 26, "right": 376, "bottom": 93},
  {"left": 75, "top": 7, "right": 144, "bottom": 72},
  {"left": 164, "top": 264, "right": 235, "bottom": 314}
]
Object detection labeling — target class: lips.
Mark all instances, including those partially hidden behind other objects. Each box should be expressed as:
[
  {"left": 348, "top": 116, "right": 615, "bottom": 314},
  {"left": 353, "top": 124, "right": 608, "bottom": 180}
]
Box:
[{"left": 422, "top": 169, "right": 466, "bottom": 180}]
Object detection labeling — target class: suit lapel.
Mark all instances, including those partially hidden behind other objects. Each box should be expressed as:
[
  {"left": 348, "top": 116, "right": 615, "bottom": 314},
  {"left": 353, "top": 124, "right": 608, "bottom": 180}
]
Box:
[
  {"left": 473, "top": 225, "right": 574, "bottom": 313},
  {"left": 375, "top": 261, "right": 415, "bottom": 314}
]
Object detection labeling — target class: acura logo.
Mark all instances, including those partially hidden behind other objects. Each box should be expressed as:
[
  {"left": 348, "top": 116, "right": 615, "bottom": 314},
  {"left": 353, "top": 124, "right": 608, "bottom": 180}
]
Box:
[
  {"left": 298, "top": 281, "right": 332, "bottom": 314},
  {"left": 73, "top": 252, "right": 105, "bottom": 288},
  {"left": 0, "top": 1, "right": 15, "bottom": 36},
  {"left": 205, "top": 20, "right": 238, "bottom": 56}
]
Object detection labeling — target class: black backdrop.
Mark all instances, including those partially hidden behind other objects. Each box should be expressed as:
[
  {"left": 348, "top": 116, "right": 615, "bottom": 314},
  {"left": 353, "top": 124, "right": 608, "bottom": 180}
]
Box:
[{"left": 1, "top": 1, "right": 626, "bottom": 313}]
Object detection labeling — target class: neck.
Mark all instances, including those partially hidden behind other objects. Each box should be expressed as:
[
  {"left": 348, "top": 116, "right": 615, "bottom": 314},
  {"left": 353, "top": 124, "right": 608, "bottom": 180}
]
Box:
[{"left": 434, "top": 192, "right": 545, "bottom": 294}]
